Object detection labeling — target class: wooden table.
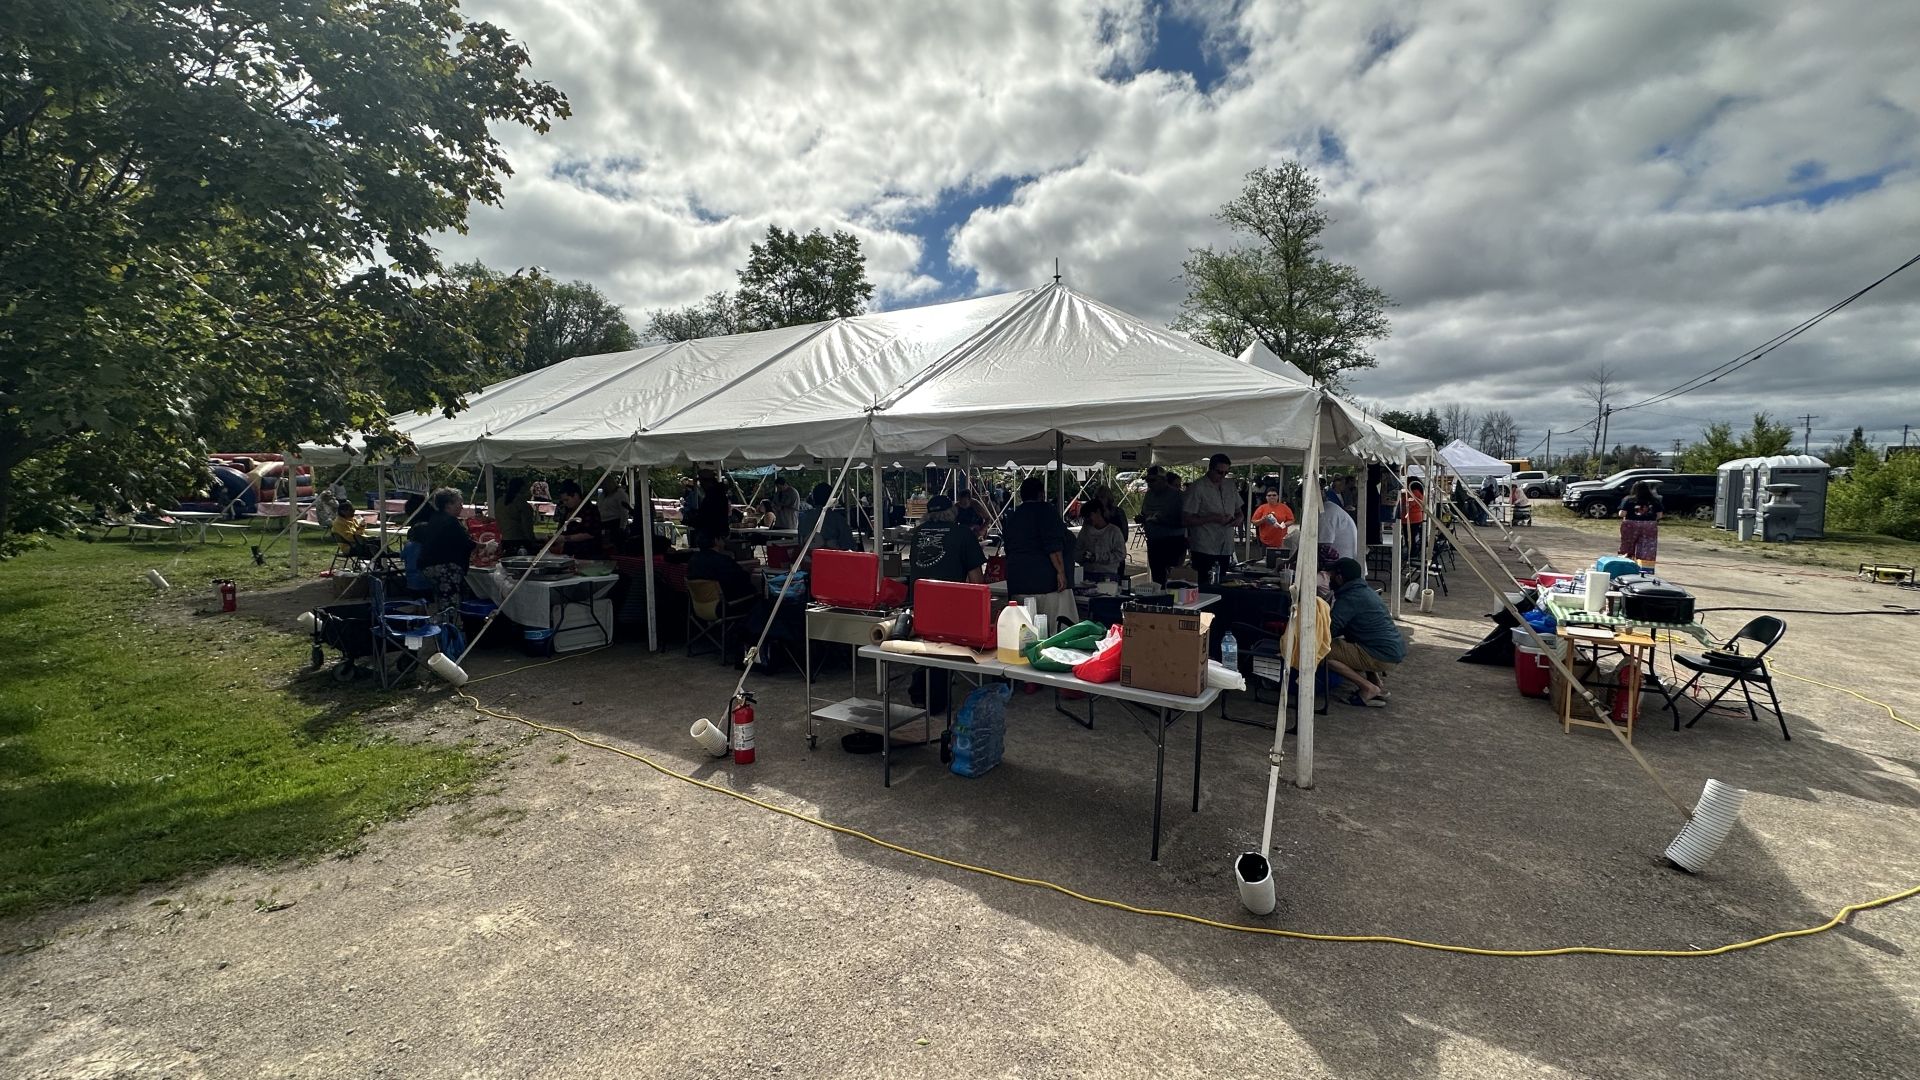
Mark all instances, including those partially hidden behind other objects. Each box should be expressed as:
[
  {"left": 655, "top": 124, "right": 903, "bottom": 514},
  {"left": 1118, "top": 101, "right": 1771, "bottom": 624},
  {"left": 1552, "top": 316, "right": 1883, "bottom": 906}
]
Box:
[{"left": 1556, "top": 624, "right": 1657, "bottom": 742}]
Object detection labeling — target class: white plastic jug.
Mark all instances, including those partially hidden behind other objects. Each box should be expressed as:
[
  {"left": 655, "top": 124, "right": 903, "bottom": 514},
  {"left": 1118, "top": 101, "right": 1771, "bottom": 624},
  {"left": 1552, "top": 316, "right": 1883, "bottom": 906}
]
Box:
[{"left": 997, "top": 602, "right": 1038, "bottom": 665}]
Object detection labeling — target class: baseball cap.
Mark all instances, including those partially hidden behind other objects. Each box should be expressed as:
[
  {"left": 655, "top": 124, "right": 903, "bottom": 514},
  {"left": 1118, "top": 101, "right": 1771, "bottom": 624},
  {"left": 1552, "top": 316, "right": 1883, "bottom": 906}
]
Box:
[{"left": 926, "top": 494, "right": 954, "bottom": 512}]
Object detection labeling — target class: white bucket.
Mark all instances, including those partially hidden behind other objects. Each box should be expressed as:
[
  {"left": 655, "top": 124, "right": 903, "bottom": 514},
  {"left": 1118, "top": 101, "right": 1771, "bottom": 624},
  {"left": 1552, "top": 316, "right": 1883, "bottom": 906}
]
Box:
[
  {"left": 1665, "top": 779, "right": 1746, "bottom": 873},
  {"left": 1234, "top": 851, "right": 1277, "bottom": 916},
  {"left": 690, "top": 718, "right": 730, "bottom": 758},
  {"left": 297, "top": 610, "right": 317, "bottom": 632},
  {"left": 426, "top": 652, "right": 469, "bottom": 686}
]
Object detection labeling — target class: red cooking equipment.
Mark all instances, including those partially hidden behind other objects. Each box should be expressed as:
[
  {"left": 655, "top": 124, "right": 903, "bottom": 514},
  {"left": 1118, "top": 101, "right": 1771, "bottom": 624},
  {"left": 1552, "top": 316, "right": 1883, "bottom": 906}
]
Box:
[
  {"left": 912, "top": 580, "right": 995, "bottom": 649},
  {"left": 811, "top": 549, "right": 884, "bottom": 610}
]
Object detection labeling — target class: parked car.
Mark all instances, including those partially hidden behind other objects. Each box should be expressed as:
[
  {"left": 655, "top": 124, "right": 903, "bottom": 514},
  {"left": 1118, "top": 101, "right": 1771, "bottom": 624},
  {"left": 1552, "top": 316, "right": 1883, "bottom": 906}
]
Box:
[
  {"left": 1566, "top": 473, "right": 1715, "bottom": 519},
  {"left": 1561, "top": 467, "right": 1673, "bottom": 508},
  {"left": 1509, "top": 470, "right": 1559, "bottom": 498}
]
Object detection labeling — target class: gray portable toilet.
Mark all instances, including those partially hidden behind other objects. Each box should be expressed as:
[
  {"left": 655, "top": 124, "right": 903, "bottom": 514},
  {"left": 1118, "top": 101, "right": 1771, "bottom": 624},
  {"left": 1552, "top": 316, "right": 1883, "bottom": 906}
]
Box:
[
  {"left": 1754, "top": 454, "right": 1829, "bottom": 538},
  {"left": 1713, "top": 458, "right": 1752, "bottom": 530}
]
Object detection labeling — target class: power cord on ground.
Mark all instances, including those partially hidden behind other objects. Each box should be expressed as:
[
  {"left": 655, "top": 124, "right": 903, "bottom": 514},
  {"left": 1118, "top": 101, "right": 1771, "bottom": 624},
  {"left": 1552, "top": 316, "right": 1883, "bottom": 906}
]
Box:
[{"left": 447, "top": 651, "right": 1919, "bottom": 960}]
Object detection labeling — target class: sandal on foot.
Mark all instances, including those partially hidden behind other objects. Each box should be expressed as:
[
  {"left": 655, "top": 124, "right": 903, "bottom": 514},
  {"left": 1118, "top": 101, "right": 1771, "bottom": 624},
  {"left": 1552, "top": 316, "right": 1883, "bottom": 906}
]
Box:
[{"left": 1346, "top": 692, "right": 1388, "bottom": 708}]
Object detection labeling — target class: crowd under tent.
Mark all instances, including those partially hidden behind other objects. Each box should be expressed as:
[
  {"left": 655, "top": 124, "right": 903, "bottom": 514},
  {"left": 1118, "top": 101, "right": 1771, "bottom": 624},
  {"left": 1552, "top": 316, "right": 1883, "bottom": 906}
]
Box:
[{"left": 300, "top": 282, "right": 1432, "bottom": 786}]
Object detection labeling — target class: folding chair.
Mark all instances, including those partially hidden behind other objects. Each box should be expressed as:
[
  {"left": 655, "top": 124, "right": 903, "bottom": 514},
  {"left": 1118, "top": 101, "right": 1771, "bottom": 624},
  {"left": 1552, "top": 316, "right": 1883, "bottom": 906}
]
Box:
[
  {"left": 1668, "top": 616, "right": 1789, "bottom": 740},
  {"left": 686, "top": 579, "right": 753, "bottom": 663}
]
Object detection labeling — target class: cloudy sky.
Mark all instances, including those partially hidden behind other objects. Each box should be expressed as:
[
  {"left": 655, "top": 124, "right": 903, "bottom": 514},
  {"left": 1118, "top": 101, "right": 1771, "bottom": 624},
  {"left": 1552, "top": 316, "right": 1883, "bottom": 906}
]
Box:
[{"left": 444, "top": 0, "right": 1920, "bottom": 458}]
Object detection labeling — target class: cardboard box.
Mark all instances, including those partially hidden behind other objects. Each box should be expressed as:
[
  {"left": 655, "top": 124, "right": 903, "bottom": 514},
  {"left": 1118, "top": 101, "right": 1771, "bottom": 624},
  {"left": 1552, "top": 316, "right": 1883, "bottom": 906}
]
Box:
[{"left": 1120, "top": 609, "right": 1214, "bottom": 698}]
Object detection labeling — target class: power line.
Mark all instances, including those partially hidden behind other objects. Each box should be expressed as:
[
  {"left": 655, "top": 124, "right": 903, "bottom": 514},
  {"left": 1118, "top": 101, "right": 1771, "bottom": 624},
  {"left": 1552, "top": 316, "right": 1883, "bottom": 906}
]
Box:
[{"left": 1615, "top": 251, "right": 1920, "bottom": 413}]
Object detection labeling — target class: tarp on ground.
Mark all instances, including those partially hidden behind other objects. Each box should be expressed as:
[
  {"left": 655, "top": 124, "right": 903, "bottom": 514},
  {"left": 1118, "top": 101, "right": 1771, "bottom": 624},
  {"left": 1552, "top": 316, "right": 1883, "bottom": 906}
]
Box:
[{"left": 305, "top": 284, "right": 1379, "bottom": 469}]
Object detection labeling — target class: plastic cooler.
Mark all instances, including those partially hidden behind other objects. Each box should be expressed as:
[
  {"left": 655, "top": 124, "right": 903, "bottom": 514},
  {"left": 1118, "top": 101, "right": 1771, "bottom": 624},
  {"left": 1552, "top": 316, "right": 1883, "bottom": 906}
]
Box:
[
  {"left": 913, "top": 580, "right": 994, "bottom": 649},
  {"left": 811, "top": 549, "right": 883, "bottom": 609},
  {"left": 1511, "top": 627, "right": 1560, "bottom": 698}
]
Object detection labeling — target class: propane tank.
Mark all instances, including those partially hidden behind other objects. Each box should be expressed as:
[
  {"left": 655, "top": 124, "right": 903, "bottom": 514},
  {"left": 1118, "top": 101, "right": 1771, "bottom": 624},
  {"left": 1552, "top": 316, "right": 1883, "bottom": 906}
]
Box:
[{"left": 730, "top": 692, "right": 756, "bottom": 765}]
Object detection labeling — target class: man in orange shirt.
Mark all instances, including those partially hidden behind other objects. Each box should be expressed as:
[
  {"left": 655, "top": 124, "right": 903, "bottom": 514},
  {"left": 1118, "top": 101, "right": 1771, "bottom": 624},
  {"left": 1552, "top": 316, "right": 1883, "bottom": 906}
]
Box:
[{"left": 1250, "top": 485, "right": 1294, "bottom": 568}]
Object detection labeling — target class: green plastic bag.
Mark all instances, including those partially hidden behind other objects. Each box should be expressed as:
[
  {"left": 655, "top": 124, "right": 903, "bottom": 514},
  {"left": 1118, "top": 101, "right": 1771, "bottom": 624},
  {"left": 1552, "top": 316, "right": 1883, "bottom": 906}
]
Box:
[{"left": 1025, "top": 619, "right": 1107, "bottom": 671}]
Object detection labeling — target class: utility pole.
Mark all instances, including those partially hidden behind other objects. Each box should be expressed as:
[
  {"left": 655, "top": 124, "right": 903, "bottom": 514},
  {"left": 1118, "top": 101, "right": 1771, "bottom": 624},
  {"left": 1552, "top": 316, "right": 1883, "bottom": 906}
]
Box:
[
  {"left": 1590, "top": 402, "right": 1604, "bottom": 461},
  {"left": 1599, "top": 405, "right": 1613, "bottom": 465},
  {"left": 1903, "top": 423, "right": 1911, "bottom": 447},
  {"left": 1798, "top": 413, "right": 1819, "bottom": 455},
  {"left": 1545, "top": 429, "right": 1552, "bottom": 470}
]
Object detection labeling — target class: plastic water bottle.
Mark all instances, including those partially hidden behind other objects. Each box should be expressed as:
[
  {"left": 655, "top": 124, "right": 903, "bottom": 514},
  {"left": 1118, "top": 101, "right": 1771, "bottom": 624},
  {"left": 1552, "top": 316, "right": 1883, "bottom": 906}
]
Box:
[{"left": 1220, "top": 630, "right": 1239, "bottom": 676}]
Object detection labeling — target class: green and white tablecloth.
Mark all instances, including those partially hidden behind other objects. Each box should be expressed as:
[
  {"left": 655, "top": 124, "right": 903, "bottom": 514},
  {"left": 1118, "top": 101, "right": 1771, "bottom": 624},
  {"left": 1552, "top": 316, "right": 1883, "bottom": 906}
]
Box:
[{"left": 1541, "top": 592, "right": 1712, "bottom": 644}]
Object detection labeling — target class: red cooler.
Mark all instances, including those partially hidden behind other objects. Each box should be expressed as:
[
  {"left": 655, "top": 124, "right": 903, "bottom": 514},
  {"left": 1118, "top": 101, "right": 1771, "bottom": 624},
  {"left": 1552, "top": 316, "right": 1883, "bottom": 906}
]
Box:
[{"left": 1511, "top": 627, "right": 1555, "bottom": 698}]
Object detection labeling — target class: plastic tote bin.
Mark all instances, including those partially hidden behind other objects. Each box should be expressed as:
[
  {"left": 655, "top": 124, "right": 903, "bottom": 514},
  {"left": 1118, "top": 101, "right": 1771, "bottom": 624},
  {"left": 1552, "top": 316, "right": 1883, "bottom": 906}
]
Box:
[
  {"left": 522, "top": 628, "right": 555, "bottom": 657},
  {"left": 1511, "top": 627, "right": 1561, "bottom": 698}
]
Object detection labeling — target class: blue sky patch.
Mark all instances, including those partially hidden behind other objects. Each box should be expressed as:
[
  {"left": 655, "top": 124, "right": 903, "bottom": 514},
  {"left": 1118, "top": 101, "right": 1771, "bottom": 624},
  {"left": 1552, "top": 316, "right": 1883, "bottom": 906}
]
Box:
[
  {"left": 1142, "top": 3, "right": 1247, "bottom": 93},
  {"left": 901, "top": 175, "right": 1029, "bottom": 301}
]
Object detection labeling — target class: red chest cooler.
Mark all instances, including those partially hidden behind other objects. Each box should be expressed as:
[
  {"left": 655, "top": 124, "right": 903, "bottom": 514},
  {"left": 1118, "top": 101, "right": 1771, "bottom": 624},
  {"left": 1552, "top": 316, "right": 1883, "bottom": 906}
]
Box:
[
  {"left": 913, "top": 580, "right": 994, "bottom": 649},
  {"left": 812, "top": 549, "right": 883, "bottom": 610}
]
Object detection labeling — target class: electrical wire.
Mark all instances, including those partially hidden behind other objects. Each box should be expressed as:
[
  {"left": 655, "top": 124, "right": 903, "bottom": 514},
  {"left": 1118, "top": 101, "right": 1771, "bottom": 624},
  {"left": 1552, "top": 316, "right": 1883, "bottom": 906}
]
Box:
[
  {"left": 1616, "top": 251, "right": 1920, "bottom": 413},
  {"left": 446, "top": 673, "right": 1920, "bottom": 958}
]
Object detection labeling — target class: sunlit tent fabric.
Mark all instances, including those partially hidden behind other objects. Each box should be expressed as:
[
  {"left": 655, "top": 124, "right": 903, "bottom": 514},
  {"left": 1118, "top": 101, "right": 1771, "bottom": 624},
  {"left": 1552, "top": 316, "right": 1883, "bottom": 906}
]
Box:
[
  {"left": 305, "top": 284, "right": 1379, "bottom": 467},
  {"left": 1228, "top": 340, "right": 1428, "bottom": 463},
  {"left": 1237, "top": 340, "right": 1315, "bottom": 386},
  {"left": 1434, "top": 439, "right": 1512, "bottom": 476}
]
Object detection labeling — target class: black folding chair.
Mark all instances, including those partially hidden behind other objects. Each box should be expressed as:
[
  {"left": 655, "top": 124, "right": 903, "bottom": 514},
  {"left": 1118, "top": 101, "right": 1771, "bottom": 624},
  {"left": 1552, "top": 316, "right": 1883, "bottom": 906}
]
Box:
[{"left": 1669, "top": 616, "right": 1789, "bottom": 740}]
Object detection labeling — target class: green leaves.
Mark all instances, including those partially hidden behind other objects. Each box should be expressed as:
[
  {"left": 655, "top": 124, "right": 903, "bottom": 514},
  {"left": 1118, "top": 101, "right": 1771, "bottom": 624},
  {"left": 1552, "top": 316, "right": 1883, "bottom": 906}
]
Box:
[
  {"left": 1174, "top": 162, "right": 1392, "bottom": 391},
  {"left": 736, "top": 225, "right": 876, "bottom": 330},
  {"left": 1, "top": 1, "right": 569, "bottom": 533}
]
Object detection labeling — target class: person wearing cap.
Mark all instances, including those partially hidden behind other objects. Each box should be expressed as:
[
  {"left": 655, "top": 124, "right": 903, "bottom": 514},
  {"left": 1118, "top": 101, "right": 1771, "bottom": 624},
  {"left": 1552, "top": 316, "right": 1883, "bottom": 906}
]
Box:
[
  {"left": 1325, "top": 557, "right": 1403, "bottom": 707},
  {"left": 1250, "top": 485, "right": 1294, "bottom": 568},
  {"left": 905, "top": 495, "right": 986, "bottom": 715},
  {"left": 906, "top": 495, "right": 986, "bottom": 587},
  {"left": 1182, "top": 452, "right": 1240, "bottom": 583}
]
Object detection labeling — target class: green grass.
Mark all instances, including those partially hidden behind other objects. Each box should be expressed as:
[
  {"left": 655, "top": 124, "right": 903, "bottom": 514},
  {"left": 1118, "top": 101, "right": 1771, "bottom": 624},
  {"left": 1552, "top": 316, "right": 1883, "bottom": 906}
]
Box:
[
  {"left": 1534, "top": 504, "right": 1920, "bottom": 575},
  {"left": 0, "top": 536, "right": 485, "bottom": 918}
]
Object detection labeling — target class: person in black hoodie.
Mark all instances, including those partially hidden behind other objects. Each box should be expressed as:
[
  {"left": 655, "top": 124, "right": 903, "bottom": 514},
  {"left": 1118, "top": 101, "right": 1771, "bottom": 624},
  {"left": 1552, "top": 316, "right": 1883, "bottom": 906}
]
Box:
[{"left": 417, "top": 488, "right": 475, "bottom": 628}]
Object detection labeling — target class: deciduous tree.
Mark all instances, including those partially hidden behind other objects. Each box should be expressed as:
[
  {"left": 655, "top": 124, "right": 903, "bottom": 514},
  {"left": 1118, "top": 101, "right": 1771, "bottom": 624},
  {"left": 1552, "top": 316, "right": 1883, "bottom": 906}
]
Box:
[{"left": 735, "top": 226, "right": 874, "bottom": 330}]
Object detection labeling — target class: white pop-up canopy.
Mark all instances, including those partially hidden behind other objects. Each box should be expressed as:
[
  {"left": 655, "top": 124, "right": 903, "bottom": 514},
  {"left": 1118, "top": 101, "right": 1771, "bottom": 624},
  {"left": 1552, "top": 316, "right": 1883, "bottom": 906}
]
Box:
[{"left": 1433, "top": 439, "right": 1512, "bottom": 477}]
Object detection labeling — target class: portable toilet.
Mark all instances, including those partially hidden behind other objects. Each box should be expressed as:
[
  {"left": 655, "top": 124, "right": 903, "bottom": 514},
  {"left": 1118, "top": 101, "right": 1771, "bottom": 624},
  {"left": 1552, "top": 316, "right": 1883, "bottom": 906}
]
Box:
[
  {"left": 1713, "top": 458, "right": 1752, "bottom": 530},
  {"left": 1754, "top": 454, "right": 1829, "bottom": 539}
]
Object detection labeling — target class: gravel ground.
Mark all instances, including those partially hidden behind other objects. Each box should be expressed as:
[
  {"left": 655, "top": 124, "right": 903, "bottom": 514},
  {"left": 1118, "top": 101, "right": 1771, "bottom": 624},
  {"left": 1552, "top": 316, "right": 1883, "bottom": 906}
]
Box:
[{"left": 4, "top": 522, "right": 1918, "bottom": 1079}]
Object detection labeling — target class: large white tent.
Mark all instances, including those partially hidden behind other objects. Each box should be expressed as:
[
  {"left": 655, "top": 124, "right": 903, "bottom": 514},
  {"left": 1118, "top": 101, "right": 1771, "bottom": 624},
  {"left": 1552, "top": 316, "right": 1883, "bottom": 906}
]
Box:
[{"left": 307, "top": 285, "right": 1388, "bottom": 468}]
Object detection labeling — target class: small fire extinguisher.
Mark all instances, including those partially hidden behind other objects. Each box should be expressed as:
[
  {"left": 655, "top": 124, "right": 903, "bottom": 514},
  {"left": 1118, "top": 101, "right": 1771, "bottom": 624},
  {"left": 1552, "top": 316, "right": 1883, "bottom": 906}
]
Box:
[
  {"left": 217, "top": 579, "right": 237, "bottom": 613},
  {"left": 730, "top": 692, "right": 756, "bottom": 765}
]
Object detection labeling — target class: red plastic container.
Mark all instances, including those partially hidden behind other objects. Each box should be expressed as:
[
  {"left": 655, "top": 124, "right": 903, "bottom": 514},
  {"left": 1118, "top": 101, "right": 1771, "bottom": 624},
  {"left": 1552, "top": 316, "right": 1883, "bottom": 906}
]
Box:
[
  {"left": 811, "top": 549, "right": 883, "bottom": 610},
  {"left": 913, "top": 580, "right": 994, "bottom": 649}
]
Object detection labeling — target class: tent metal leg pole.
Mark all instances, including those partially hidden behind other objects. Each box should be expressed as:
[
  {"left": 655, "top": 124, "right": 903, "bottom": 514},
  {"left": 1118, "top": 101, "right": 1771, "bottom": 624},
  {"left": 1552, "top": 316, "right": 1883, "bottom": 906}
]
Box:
[
  {"left": 1054, "top": 432, "right": 1066, "bottom": 512},
  {"left": 639, "top": 469, "right": 658, "bottom": 652},
  {"left": 1389, "top": 451, "right": 1404, "bottom": 619},
  {"left": 1293, "top": 396, "right": 1325, "bottom": 789},
  {"left": 286, "top": 447, "right": 300, "bottom": 575}
]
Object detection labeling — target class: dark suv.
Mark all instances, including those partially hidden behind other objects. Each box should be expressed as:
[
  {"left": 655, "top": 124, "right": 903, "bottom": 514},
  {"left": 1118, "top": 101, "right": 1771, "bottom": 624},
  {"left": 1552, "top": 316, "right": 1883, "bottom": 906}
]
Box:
[{"left": 1568, "top": 474, "right": 1717, "bottom": 519}]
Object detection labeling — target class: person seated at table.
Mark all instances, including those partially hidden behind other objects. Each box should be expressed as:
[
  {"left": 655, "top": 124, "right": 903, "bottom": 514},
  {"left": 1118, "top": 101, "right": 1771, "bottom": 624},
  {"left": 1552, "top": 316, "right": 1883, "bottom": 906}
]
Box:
[
  {"left": 1251, "top": 485, "right": 1295, "bottom": 568},
  {"left": 688, "top": 530, "right": 756, "bottom": 605},
  {"left": 953, "top": 489, "right": 987, "bottom": 538},
  {"left": 329, "top": 501, "right": 380, "bottom": 559},
  {"left": 554, "top": 481, "right": 606, "bottom": 558},
  {"left": 1324, "top": 557, "right": 1404, "bottom": 708},
  {"left": 417, "top": 488, "right": 476, "bottom": 630},
  {"left": 1507, "top": 481, "right": 1532, "bottom": 521},
  {"left": 1076, "top": 503, "right": 1127, "bottom": 582},
  {"left": 495, "top": 477, "right": 538, "bottom": 556},
  {"left": 596, "top": 477, "right": 633, "bottom": 536},
  {"left": 751, "top": 499, "right": 779, "bottom": 528}
]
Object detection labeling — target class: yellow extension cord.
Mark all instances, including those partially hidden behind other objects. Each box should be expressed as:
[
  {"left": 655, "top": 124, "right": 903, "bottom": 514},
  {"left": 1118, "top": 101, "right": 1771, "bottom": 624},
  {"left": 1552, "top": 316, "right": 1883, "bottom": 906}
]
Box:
[{"left": 451, "top": 652, "right": 1919, "bottom": 959}]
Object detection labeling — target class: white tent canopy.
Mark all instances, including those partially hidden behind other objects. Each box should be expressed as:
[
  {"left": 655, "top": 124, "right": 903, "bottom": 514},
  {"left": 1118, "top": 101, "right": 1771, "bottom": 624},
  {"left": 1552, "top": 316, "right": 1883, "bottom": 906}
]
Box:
[
  {"left": 306, "top": 284, "right": 1381, "bottom": 469},
  {"left": 1432, "top": 439, "right": 1512, "bottom": 477},
  {"left": 1237, "top": 340, "right": 1315, "bottom": 386}
]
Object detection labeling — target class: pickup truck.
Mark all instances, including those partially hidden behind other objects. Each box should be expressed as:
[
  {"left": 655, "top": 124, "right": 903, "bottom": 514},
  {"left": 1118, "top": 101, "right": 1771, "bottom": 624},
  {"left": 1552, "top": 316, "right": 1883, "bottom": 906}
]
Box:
[
  {"left": 1564, "top": 473, "right": 1716, "bottom": 519},
  {"left": 1509, "top": 470, "right": 1558, "bottom": 498}
]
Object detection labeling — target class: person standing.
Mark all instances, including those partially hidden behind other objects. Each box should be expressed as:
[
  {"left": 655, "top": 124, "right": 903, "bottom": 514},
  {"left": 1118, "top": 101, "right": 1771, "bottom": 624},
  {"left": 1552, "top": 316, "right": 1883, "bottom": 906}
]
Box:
[
  {"left": 1401, "top": 479, "right": 1426, "bottom": 558},
  {"left": 1319, "top": 485, "right": 1360, "bottom": 562},
  {"left": 691, "top": 470, "right": 731, "bottom": 539},
  {"left": 1182, "top": 453, "right": 1239, "bottom": 583},
  {"left": 798, "top": 483, "right": 855, "bottom": 551},
  {"left": 1076, "top": 503, "right": 1127, "bottom": 582},
  {"left": 416, "top": 488, "right": 476, "bottom": 632},
  {"left": 1139, "top": 466, "right": 1187, "bottom": 585},
  {"left": 1617, "top": 480, "right": 1663, "bottom": 571},
  {"left": 953, "top": 489, "right": 987, "bottom": 538},
  {"left": 1250, "top": 485, "right": 1295, "bottom": 568},
  {"left": 771, "top": 476, "right": 801, "bottom": 531},
  {"left": 1002, "top": 476, "right": 1073, "bottom": 627},
  {"left": 495, "top": 477, "right": 538, "bottom": 556},
  {"left": 906, "top": 495, "right": 987, "bottom": 714}
]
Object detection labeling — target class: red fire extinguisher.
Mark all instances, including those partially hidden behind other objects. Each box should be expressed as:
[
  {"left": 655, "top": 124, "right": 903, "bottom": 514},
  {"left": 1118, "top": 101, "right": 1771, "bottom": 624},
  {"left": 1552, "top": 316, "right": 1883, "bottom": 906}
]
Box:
[
  {"left": 730, "top": 692, "right": 756, "bottom": 765},
  {"left": 217, "top": 579, "right": 237, "bottom": 613}
]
